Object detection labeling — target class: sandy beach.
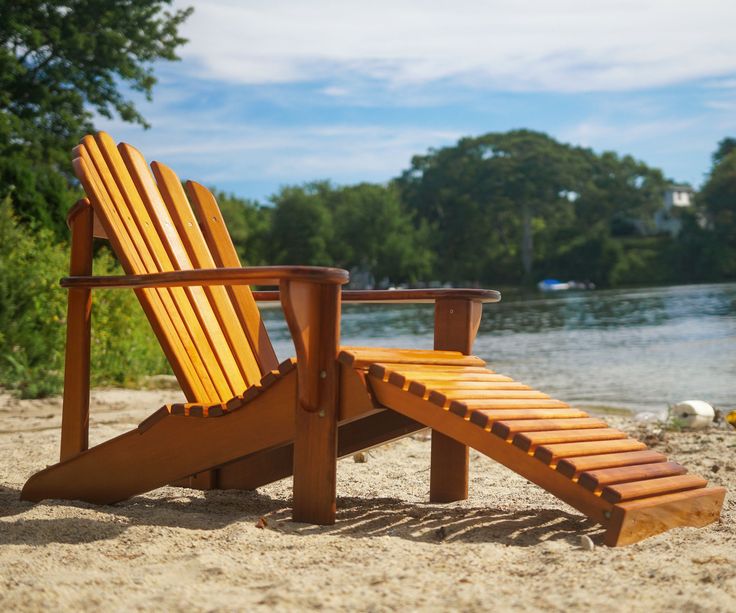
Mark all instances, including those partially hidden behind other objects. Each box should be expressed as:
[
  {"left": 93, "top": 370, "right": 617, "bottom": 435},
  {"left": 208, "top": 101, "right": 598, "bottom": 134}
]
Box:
[{"left": 1, "top": 388, "right": 734, "bottom": 612}]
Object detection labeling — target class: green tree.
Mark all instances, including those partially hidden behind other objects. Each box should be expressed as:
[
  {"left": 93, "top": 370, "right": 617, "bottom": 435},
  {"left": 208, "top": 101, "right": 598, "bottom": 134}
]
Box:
[
  {"left": 329, "top": 182, "right": 433, "bottom": 284},
  {"left": 268, "top": 183, "right": 334, "bottom": 266},
  {"left": 209, "top": 189, "right": 272, "bottom": 265},
  {"left": 399, "top": 130, "right": 581, "bottom": 283},
  {"left": 698, "top": 137, "right": 736, "bottom": 277},
  {"left": 0, "top": 0, "right": 192, "bottom": 234},
  {"left": 398, "top": 129, "right": 670, "bottom": 286}
]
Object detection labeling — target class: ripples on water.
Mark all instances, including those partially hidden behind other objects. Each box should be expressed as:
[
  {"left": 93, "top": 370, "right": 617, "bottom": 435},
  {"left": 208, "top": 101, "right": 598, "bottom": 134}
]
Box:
[{"left": 263, "top": 283, "right": 736, "bottom": 415}]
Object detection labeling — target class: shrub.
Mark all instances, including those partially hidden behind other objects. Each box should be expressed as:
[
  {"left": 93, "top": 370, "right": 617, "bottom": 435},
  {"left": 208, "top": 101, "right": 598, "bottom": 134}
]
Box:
[
  {"left": 0, "top": 195, "right": 169, "bottom": 397},
  {"left": 0, "top": 194, "right": 68, "bottom": 396}
]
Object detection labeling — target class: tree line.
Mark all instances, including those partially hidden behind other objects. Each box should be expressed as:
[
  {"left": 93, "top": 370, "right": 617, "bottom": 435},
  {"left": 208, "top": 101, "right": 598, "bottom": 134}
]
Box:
[{"left": 214, "top": 130, "right": 735, "bottom": 288}]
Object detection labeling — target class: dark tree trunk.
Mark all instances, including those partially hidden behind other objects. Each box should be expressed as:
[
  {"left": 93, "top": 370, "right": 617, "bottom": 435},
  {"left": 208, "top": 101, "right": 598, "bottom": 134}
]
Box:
[{"left": 521, "top": 204, "right": 533, "bottom": 281}]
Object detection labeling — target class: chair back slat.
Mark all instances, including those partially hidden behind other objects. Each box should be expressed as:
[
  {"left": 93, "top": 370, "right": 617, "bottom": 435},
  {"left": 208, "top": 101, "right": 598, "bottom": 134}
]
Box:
[
  {"left": 151, "top": 161, "right": 261, "bottom": 386},
  {"left": 72, "top": 132, "right": 276, "bottom": 402},
  {"left": 91, "top": 134, "right": 235, "bottom": 400},
  {"left": 186, "top": 180, "right": 279, "bottom": 374},
  {"left": 73, "top": 148, "right": 215, "bottom": 401}
]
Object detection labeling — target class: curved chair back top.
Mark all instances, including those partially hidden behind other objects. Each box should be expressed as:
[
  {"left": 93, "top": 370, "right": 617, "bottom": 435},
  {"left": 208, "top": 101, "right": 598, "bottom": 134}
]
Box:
[{"left": 73, "top": 132, "right": 278, "bottom": 403}]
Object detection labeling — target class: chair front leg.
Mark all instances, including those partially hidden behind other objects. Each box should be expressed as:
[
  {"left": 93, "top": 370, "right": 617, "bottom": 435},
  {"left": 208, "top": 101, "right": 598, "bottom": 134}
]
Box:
[
  {"left": 281, "top": 279, "right": 342, "bottom": 524},
  {"left": 430, "top": 298, "right": 483, "bottom": 503},
  {"left": 60, "top": 200, "right": 94, "bottom": 461}
]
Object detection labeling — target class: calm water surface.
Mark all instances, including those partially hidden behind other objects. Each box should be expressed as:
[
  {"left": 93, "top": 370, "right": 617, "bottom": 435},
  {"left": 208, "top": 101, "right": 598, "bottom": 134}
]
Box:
[{"left": 263, "top": 282, "right": 736, "bottom": 416}]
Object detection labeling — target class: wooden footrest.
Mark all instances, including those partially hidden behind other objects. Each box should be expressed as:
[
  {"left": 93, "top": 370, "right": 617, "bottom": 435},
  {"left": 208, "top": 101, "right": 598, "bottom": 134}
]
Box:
[{"left": 364, "top": 360, "right": 724, "bottom": 546}]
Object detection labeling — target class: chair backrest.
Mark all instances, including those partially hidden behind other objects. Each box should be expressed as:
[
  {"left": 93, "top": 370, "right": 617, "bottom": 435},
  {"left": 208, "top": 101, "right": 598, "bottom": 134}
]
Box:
[{"left": 72, "top": 132, "right": 278, "bottom": 404}]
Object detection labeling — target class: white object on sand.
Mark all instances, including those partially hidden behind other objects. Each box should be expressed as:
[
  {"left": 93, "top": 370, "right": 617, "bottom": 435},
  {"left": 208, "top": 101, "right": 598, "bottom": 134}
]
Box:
[{"left": 671, "top": 400, "right": 715, "bottom": 429}]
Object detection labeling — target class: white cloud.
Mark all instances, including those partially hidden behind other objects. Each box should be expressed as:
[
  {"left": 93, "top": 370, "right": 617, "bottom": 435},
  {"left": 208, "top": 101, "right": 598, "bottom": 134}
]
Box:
[
  {"left": 174, "top": 0, "right": 736, "bottom": 92},
  {"left": 559, "top": 117, "right": 701, "bottom": 149},
  {"left": 97, "top": 114, "right": 462, "bottom": 189}
]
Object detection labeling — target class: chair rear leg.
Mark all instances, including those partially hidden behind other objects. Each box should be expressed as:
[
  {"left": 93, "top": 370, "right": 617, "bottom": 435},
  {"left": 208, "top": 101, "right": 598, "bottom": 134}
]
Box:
[{"left": 429, "top": 298, "right": 482, "bottom": 502}]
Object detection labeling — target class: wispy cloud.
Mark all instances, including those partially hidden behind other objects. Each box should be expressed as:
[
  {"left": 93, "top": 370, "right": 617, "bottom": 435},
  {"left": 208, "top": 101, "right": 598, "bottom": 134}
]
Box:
[
  {"left": 175, "top": 0, "right": 736, "bottom": 93},
  {"left": 99, "top": 112, "right": 462, "bottom": 191}
]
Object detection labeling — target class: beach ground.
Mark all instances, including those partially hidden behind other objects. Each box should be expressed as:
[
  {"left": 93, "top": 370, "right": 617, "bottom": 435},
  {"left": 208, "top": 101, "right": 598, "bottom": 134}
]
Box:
[{"left": 1, "top": 388, "right": 734, "bottom": 612}]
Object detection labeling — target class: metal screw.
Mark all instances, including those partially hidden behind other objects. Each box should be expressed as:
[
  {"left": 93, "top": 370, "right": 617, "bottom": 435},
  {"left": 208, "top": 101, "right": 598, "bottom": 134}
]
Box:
[
  {"left": 318, "top": 409, "right": 325, "bottom": 417},
  {"left": 320, "top": 370, "right": 327, "bottom": 379},
  {"left": 603, "top": 510, "right": 612, "bottom": 519}
]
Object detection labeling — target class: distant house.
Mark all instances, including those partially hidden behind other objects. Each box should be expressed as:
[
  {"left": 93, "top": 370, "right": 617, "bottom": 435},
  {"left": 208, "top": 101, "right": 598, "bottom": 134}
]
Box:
[{"left": 653, "top": 184, "right": 695, "bottom": 236}]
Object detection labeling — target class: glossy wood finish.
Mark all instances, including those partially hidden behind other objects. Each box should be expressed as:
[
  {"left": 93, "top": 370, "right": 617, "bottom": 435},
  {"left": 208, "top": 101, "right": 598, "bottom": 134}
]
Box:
[
  {"left": 369, "top": 375, "right": 615, "bottom": 525},
  {"left": 535, "top": 439, "right": 648, "bottom": 465},
  {"left": 215, "top": 410, "right": 424, "bottom": 490},
  {"left": 62, "top": 265, "right": 349, "bottom": 290},
  {"left": 187, "top": 180, "right": 278, "bottom": 375},
  {"left": 556, "top": 449, "right": 668, "bottom": 478},
  {"left": 252, "top": 288, "right": 501, "bottom": 304},
  {"left": 601, "top": 474, "right": 708, "bottom": 504},
  {"left": 513, "top": 428, "right": 627, "bottom": 452},
  {"left": 491, "top": 417, "right": 609, "bottom": 440},
  {"left": 470, "top": 408, "right": 590, "bottom": 428},
  {"left": 74, "top": 140, "right": 211, "bottom": 401},
  {"left": 578, "top": 461, "right": 687, "bottom": 492},
  {"left": 59, "top": 199, "right": 94, "bottom": 461},
  {"left": 22, "top": 372, "right": 297, "bottom": 504},
  {"left": 33, "top": 131, "right": 723, "bottom": 547},
  {"left": 152, "top": 159, "right": 256, "bottom": 391},
  {"left": 340, "top": 347, "right": 485, "bottom": 369},
  {"left": 604, "top": 487, "right": 726, "bottom": 546},
  {"left": 284, "top": 281, "right": 342, "bottom": 524},
  {"left": 430, "top": 298, "right": 483, "bottom": 503},
  {"left": 364, "top": 361, "right": 722, "bottom": 545}
]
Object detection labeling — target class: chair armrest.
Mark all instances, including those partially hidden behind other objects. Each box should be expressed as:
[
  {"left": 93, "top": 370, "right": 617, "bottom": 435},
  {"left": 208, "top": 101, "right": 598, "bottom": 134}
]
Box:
[
  {"left": 62, "top": 266, "right": 347, "bottom": 414},
  {"left": 60, "top": 265, "right": 349, "bottom": 289},
  {"left": 252, "top": 288, "right": 502, "bottom": 303}
]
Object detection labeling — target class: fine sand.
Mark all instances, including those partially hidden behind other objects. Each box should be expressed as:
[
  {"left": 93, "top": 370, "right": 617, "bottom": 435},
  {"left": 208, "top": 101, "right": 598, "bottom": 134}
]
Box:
[{"left": 1, "top": 388, "right": 734, "bottom": 612}]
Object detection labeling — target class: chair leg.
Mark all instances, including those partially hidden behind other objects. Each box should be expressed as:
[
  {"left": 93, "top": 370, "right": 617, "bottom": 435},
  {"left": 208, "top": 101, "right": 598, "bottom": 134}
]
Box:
[
  {"left": 292, "top": 406, "right": 337, "bottom": 525},
  {"left": 430, "top": 431, "right": 469, "bottom": 502},
  {"left": 429, "top": 298, "right": 481, "bottom": 502}
]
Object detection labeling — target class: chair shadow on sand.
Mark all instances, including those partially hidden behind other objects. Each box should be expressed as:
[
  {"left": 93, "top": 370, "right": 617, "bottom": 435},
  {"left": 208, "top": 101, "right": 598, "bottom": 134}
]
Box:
[{"left": 1, "top": 485, "right": 602, "bottom": 547}]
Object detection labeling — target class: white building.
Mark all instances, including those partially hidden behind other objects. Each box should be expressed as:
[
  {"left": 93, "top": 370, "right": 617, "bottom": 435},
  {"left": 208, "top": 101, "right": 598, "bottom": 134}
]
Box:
[{"left": 654, "top": 184, "right": 694, "bottom": 236}]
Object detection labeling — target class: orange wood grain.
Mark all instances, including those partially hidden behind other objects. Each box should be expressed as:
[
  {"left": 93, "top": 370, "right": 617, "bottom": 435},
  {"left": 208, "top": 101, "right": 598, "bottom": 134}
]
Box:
[
  {"left": 285, "top": 281, "right": 342, "bottom": 524},
  {"left": 601, "top": 474, "right": 708, "bottom": 504},
  {"left": 513, "top": 428, "right": 626, "bottom": 452},
  {"left": 153, "top": 161, "right": 257, "bottom": 392},
  {"left": 578, "top": 461, "right": 687, "bottom": 492},
  {"left": 468, "top": 408, "right": 590, "bottom": 428},
  {"left": 491, "top": 417, "right": 609, "bottom": 440},
  {"left": 21, "top": 372, "right": 297, "bottom": 504},
  {"left": 73, "top": 145, "right": 212, "bottom": 401},
  {"left": 604, "top": 487, "right": 726, "bottom": 546},
  {"left": 59, "top": 200, "right": 94, "bottom": 461},
  {"left": 429, "top": 298, "right": 484, "bottom": 503},
  {"left": 535, "top": 439, "right": 647, "bottom": 465},
  {"left": 555, "top": 449, "right": 667, "bottom": 478},
  {"left": 187, "top": 180, "right": 278, "bottom": 375},
  {"left": 368, "top": 376, "right": 615, "bottom": 525},
  {"left": 98, "top": 134, "right": 238, "bottom": 401}
]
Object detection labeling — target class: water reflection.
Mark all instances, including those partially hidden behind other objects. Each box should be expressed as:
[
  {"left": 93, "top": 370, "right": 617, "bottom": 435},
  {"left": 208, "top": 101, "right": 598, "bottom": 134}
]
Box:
[{"left": 262, "top": 283, "right": 736, "bottom": 415}]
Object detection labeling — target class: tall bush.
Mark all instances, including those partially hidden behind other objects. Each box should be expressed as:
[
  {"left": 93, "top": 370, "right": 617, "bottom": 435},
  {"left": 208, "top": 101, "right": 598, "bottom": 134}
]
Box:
[{"left": 0, "top": 196, "right": 169, "bottom": 397}]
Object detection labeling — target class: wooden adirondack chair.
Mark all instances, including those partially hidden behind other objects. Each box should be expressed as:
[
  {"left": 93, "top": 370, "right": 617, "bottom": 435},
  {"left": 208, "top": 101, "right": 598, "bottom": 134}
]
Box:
[{"left": 21, "top": 132, "right": 725, "bottom": 546}]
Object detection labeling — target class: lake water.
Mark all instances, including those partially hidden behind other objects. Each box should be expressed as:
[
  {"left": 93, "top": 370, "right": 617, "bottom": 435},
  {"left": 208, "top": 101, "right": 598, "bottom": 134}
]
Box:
[{"left": 263, "top": 282, "right": 736, "bottom": 417}]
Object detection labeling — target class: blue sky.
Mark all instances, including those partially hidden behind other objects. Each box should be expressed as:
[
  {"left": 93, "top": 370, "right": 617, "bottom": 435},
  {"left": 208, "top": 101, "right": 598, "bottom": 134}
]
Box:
[{"left": 98, "top": 0, "right": 736, "bottom": 204}]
